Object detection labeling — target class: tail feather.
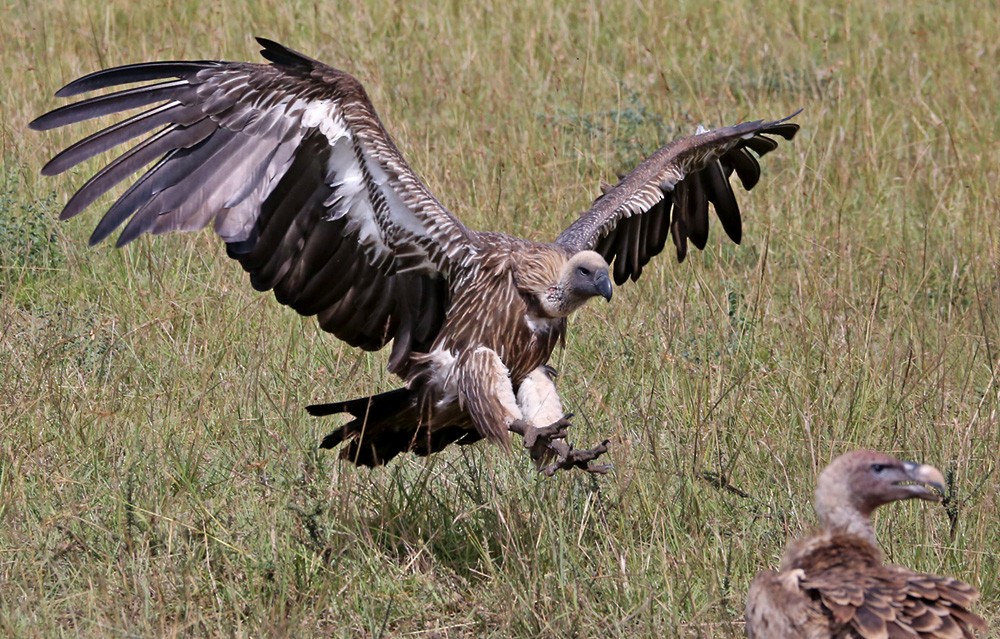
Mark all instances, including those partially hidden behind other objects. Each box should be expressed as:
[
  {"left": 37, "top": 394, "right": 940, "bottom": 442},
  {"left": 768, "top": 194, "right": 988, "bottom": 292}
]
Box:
[
  {"left": 310, "top": 387, "right": 481, "bottom": 467},
  {"left": 306, "top": 387, "right": 412, "bottom": 418}
]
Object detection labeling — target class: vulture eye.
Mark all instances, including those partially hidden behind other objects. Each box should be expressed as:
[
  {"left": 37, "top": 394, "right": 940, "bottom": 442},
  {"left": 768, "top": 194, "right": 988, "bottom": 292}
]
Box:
[
  {"left": 871, "top": 464, "right": 887, "bottom": 474},
  {"left": 577, "top": 266, "right": 591, "bottom": 276}
]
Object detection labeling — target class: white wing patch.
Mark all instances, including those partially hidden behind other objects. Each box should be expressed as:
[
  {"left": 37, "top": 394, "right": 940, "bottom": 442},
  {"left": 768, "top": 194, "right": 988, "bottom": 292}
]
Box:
[
  {"left": 323, "top": 136, "right": 364, "bottom": 212},
  {"left": 303, "top": 103, "right": 440, "bottom": 274},
  {"left": 301, "top": 98, "right": 350, "bottom": 142},
  {"left": 318, "top": 135, "right": 395, "bottom": 265},
  {"left": 361, "top": 148, "right": 437, "bottom": 274}
]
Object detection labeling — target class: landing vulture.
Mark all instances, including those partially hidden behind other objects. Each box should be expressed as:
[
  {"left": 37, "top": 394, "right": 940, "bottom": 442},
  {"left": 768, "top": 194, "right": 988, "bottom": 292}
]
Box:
[
  {"left": 31, "top": 38, "right": 799, "bottom": 474},
  {"left": 745, "top": 451, "right": 987, "bottom": 638}
]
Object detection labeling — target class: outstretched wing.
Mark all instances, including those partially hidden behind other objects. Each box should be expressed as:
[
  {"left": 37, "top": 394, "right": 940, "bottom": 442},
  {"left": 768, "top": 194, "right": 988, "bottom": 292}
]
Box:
[
  {"left": 555, "top": 113, "right": 799, "bottom": 285},
  {"left": 30, "top": 38, "right": 475, "bottom": 373}
]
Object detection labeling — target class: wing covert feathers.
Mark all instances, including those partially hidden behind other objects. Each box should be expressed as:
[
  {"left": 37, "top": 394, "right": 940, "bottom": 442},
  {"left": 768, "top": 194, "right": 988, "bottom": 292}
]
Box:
[{"left": 747, "top": 542, "right": 986, "bottom": 639}]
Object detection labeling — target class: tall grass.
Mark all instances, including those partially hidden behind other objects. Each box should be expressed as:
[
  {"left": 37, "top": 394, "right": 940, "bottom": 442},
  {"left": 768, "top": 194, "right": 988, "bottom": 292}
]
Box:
[{"left": 2, "top": 0, "right": 997, "bottom": 636}]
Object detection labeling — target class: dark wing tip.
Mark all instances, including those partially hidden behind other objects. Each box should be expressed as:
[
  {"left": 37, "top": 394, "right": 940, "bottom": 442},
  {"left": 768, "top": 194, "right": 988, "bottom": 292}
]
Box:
[
  {"left": 50, "top": 61, "right": 216, "bottom": 98},
  {"left": 39, "top": 159, "right": 63, "bottom": 176},
  {"left": 254, "top": 36, "right": 282, "bottom": 52},
  {"left": 27, "top": 115, "right": 49, "bottom": 131},
  {"left": 55, "top": 82, "right": 89, "bottom": 99},
  {"left": 766, "top": 109, "right": 803, "bottom": 139},
  {"left": 87, "top": 229, "right": 109, "bottom": 247},
  {"left": 255, "top": 37, "right": 315, "bottom": 70}
]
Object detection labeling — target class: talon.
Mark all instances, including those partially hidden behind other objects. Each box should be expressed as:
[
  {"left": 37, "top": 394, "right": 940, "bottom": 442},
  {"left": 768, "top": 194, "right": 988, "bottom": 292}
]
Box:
[
  {"left": 541, "top": 439, "right": 612, "bottom": 476},
  {"left": 511, "top": 416, "right": 611, "bottom": 476}
]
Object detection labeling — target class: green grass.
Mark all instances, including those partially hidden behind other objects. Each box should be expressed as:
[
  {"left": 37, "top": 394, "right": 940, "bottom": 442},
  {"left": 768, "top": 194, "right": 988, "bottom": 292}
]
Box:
[{"left": 2, "top": 0, "right": 998, "bottom": 636}]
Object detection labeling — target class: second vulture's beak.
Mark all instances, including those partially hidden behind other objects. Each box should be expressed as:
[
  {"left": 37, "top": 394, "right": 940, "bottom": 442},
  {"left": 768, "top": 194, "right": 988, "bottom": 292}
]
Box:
[
  {"left": 595, "top": 270, "right": 613, "bottom": 302},
  {"left": 899, "top": 462, "right": 947, "bottom": 501}
]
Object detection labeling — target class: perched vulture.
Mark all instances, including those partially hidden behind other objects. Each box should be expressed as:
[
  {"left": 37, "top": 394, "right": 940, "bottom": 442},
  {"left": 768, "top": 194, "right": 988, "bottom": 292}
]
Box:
[
  {"left": 31, "top": 38, "right": 799, "bottom": 474},
  {"left": 745, "top": 450, "right": 988, "bottom": 638}
]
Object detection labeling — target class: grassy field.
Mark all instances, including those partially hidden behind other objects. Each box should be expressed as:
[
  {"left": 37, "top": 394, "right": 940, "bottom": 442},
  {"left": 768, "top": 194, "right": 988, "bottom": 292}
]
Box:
[{"left": 2, "top": 0, "right": 998, "bottom": 636}]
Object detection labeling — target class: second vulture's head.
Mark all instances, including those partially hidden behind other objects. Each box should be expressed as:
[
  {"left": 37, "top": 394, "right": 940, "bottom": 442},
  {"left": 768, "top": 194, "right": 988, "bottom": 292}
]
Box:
[
  {"left": 541, "top": 251, "right": 612, "bottom": 317},
  {"left": 815, "top": 450, "right": 946, "bottom": 527}
]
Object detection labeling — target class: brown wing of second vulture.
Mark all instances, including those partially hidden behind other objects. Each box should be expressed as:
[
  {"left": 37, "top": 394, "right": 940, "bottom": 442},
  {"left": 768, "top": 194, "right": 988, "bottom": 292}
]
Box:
[
  {"left": 31, "top": 38, "right": 799, "bottom": 474},
  {"left": 745, "top": 450, "right": 988, "bottom": 638}
]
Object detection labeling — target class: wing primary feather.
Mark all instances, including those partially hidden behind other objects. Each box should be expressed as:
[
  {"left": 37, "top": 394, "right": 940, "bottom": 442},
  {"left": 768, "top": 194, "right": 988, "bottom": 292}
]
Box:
[
  {"left": 671, "top": 205, "right": 688, "bottom": 263},
  {"left": 612, "top": 216, "right": 634, "bottom": 285},
  {"left": 703, "top": 159, "right": 742, "bottom": 244},
  {"left": 722, "top": 147, "right": 762, "bottom": 191},
  {"left": 639, "top": 196, "right": 672, "bottom": 265},
  {"left": 105, "top": 126, "right": 236, "bottom": 247},
  {"left": 62, "top": 118, "right": 216, "bottom": 224},
  {"left": 89, "top": 153, "right": 173, "bottom": 245},
  {"left": 220, "top": 143, "right": 282, "bottom": 210},
  {"left": 634, "top": 203, "right": 653, "bottom": 279},
  {"left": 51, "top": 61, "right": 218, "bottom": 97},
  {"left": 686, "top": 173, "right": 710, "bottom": 250},
  {"left": 743, "top": 134, "right": 780, "bottom": 157},
  {"left": 41, "top": 102, "right": 198, "bottom": 176},
  {"left": 643, "top": 198, "right": 665, "bottom": 258},
  {"left": 149, "top": 132, "right": 279, "bottom": 223},
  {"left": 625, "top": 208, "right": 643, "bottom": 281},
  {"left": 653, "top": 194, "right": 672, "bottom": 256},
  {"left": 595, "top": 228, "right": 617, "bottom": 263},
  {"left": 29, "top": 80, "right": 189, "bottom": 130}
]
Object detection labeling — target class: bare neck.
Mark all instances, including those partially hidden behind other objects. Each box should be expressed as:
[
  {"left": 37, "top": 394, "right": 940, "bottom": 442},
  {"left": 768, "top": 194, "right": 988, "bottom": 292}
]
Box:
[{"left": 817, "top": 504, "right": 878, "bottom": 548}]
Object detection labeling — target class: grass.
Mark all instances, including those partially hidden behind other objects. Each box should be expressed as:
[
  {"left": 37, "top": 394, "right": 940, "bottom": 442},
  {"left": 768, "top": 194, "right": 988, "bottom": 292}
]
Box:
[{"left": 1, "top": 0, "right": 998, "bottom": 636}]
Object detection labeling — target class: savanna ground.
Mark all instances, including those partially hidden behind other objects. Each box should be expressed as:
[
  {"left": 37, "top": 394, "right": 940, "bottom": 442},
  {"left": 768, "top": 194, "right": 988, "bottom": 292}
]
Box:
[{"left": 1, "top": 1, "right": 998, "bottom": 636}]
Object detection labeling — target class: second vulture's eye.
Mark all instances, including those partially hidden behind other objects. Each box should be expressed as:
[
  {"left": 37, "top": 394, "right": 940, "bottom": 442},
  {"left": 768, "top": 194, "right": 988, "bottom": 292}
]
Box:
[
  {"left": 871, "top": 464, "right": 886, "bottom": 474},
  {"left": 577, "top": 266, "right": 591, "bottom": 276}
]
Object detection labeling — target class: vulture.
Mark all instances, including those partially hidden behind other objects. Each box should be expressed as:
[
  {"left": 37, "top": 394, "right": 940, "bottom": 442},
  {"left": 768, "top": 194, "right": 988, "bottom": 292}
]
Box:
[
  {"left": 745, "top": 450, "right": 988, "bottom": 638},
  {"left": 31, "top": 38, "right": 799, "bottom": 474}
]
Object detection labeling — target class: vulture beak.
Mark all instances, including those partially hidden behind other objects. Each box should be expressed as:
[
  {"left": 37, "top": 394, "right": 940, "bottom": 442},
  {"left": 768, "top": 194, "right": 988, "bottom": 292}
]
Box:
[
  {"left": 898, "top": 462, "right": 947, "bottom": 501},
  {"left": 595, "top": 270, "right": 612, "bottom": 302}
]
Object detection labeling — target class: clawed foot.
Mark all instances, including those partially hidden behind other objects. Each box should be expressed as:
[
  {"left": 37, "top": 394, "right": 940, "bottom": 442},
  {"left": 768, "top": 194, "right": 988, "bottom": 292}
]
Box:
[
  {"left": 508, "top": 415, "right": 611, "bottom": 476},
  {"left": 540, "top": 438, "right": 611, "bottom": 476}
]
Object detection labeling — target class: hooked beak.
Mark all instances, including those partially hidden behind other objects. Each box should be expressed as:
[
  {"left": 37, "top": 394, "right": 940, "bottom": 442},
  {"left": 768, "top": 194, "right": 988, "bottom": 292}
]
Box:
[
  {"left": 898, "top": 462, "right": 947, "bottom": 501},
  {"left": 595, "top": 270, "right": 612, "bottom": 302}
]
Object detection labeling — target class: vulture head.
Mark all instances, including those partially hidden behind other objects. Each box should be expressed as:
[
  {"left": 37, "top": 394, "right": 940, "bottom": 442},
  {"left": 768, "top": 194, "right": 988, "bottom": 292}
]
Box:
[
  {"left": 542, "top": 250, "right": 612, "bottom": 316},
  {"left": 814, "top": 450, "right": 946, "bottom": 541}
]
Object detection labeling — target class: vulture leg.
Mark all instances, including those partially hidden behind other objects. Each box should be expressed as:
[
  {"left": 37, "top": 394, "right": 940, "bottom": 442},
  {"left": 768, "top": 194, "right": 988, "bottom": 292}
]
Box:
[
  {"left": 457, "top": 356, "right": 612, "bottom": 475},
  {"left": 511, "top": 366, "right": 612, "bottom": 474}
]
